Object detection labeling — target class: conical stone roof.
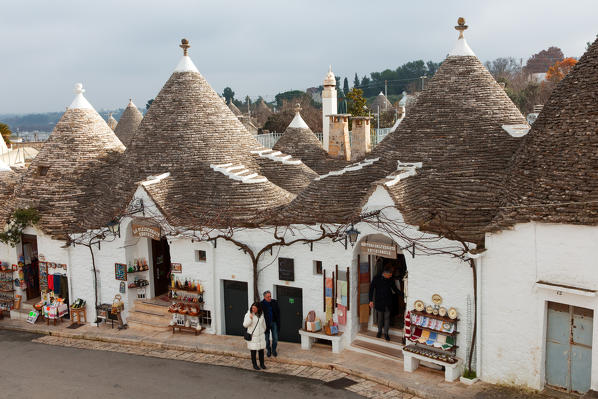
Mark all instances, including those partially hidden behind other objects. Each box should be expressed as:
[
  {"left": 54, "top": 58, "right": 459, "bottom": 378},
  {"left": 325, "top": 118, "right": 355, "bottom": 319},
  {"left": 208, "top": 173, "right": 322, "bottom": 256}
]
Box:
[
  {"left": 118, "top": 39, "right": 294, "bottom": 227},
  {"left": 490, "top": 38, "right": 598, "bottom": 230},
  {"left": 370, "top": 92, "right": 393, "bottom": 112},
  {"left": 273, "top": 108, "right": 349, "bottom": 175},
  {"left": 282, "top": 20, "right": 527, "bottom": 244},
  {"left": 114, "top": 99, "right": 143, "bottom": 147},
  {"left": 16, "top": 83, "right": 126, "bottom": 238},
  {"left": 253, "top": 99, "right": 272, "bottom": 127},
  {"left": 228, "top": 101, "right": 242, "bottom": 116},
  {"left": 0, "top": 166, "right": 17, "bottom": 224}
]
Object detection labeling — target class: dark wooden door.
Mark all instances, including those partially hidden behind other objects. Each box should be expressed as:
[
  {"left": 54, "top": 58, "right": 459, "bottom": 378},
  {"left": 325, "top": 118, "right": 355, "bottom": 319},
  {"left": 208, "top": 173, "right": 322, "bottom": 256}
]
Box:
[
  {"left": 276, "top": 285, "right": 303, "bottom": 343},
  {"left": 21, "top": 234, "right": 40, "bottom": 299},
  {"left": 151, "top": 238, "right": 171, "bottom": 297},
  {"left": 223, "top": 280, "right": 248, "bottom": 336}
]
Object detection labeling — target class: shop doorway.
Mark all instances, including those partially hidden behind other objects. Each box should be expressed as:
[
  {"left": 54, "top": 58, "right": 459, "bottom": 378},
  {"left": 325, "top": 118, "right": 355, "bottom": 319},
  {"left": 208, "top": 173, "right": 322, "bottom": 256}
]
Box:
[
  {"left": 545, "top": 302, "right": 593, "bottom": 394},
  {"left": 276, "top": 285, "right": 303, "bottom": 343},
  {"left": 369, "top": 254, "right": 407, "bottom": 333},
  {"left": 223, "top": 280, "right": 248, "bottom": 336},
  {"left": 151, "top": 237, "right": 171, "bottom": 297},
  {"left": 21, "top": 234, "right": 40, "bottom": 300}
]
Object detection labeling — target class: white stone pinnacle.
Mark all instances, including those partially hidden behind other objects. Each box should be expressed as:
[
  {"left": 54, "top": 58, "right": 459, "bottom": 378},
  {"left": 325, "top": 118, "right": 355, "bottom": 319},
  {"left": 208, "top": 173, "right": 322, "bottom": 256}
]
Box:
[{"left": 69, "top": 83, "right": 94, "bottom": 110}]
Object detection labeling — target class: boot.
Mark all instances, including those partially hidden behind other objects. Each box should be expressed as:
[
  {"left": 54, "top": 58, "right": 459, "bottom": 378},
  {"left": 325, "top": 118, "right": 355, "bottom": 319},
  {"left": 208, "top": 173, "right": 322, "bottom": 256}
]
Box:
[
  {"left": 251, "top": 350, "right": 260, "bottom": 370},
  {"left": 267, "top": 348, "right": 271, "bottom": 357},
  {"left": 259, "top": 349, "right": 267, "bottom": 370}
]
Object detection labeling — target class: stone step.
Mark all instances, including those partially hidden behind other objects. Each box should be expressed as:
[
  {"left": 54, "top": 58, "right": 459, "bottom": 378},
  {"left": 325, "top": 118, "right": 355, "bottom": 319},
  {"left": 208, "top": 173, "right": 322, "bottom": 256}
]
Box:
[
  {"left": 127, "top": 319, "right": 170, "bottom": 332},
  {"left": 133, "top": 301, "right": 170, "bottom": 316},
  {"left": 350, "top": 339, "right": 404, "bottom": 361},
  {"left": 127, "top": 310, "right": 171, "bottom": 326},
  {"left": 357, "top": 331, "right": 404, "bottom": 347}
]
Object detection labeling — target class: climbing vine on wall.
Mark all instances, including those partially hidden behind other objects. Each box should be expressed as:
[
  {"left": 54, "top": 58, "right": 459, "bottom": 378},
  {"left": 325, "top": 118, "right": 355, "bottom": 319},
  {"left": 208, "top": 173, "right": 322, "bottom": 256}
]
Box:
[{"left": 0, "top": 208, "right": 40, "bottom": 247}]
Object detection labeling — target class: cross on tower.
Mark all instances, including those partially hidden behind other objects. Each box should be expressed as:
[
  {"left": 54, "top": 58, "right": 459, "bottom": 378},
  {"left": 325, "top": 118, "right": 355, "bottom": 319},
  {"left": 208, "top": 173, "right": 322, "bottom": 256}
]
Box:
[{"left": 295, "top": 103, "right": 302, "bottom": 113}]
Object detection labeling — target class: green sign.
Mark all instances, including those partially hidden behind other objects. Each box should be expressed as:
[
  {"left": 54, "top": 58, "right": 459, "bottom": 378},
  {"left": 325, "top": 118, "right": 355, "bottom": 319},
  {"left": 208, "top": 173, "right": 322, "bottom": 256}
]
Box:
[{"left": 289, "top": 298, "right": 294, "bottom": 304}]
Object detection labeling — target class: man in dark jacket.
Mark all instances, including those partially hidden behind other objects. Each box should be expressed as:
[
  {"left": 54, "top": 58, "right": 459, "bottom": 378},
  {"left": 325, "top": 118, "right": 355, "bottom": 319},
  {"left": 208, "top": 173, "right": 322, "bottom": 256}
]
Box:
[
  {"left": 369, "top": 265, "right": 399, "bottom": 341},
  {"left": 261, "top": 290, "right": 281, "bottom": 357}
]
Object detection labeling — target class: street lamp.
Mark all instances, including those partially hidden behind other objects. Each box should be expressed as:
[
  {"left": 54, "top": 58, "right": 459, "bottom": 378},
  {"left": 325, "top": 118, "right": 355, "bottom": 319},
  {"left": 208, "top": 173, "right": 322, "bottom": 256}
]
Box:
[
  {"left": 345, "top": 224, "right": 361, "bottom": 247},
  {"left": 107, "top": 219, "right": 121, "bottom": 238}
]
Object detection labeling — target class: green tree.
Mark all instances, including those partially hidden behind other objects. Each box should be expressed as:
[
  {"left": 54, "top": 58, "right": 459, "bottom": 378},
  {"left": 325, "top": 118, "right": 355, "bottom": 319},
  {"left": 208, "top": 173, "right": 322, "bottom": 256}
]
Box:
[
  {"left": 353, "top": 73, "right": 360, "bottom": 88},
  {"left": 146, "top": 99, "right": 154, "bottom": 110},
  {"left": 346, "top": 88, "right": 368, "bottom": 117},
  {"left": 0, "top": 122, "right": 11, "bottom": 145},
  {"left": 222, "top": 87, "right": 235, "bottom": 104},
  {"left": 343, "top": 77, "right": 350, "bottom": 96},
  {"left": 274, "top": 90, "right": 305, "bottom": 108}
]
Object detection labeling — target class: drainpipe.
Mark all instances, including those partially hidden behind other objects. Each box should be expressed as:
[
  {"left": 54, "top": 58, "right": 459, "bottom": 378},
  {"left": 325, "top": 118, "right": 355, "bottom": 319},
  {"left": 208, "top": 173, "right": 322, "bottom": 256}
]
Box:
[{"left": 468, "top": 250, "right": 485, "bottom": 378}]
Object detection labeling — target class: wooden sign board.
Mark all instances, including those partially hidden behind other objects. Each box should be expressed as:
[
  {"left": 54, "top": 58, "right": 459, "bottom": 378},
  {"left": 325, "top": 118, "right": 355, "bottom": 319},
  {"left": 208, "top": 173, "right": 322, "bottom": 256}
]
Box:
[
  {"left": 360, "top": 241, "right": 397, "bottom": 259},
  {"left": 171, "top": 263, "right": 182, "bottom": 273},
  {"left": 132, "top": 221, "right": 161, "bottom": 241}
]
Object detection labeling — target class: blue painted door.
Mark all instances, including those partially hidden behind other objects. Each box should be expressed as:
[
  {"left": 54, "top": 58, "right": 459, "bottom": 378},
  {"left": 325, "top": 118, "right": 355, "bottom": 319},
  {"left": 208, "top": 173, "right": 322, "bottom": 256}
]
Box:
[{"left": 546, "top": 302, "right": 593, "bottom": 393}]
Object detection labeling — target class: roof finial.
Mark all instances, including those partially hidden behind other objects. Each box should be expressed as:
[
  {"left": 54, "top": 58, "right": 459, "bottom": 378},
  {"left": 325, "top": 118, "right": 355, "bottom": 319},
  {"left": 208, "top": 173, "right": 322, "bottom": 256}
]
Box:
[
  {"left": 295, "top": 103, "right": 302, "bottom": 114},
  {"left": 180, "top": 38, "right": 190, "bottom": 56},
  {"left": 328, "top": 65, "right": 332, "bottom": 73},
  {"left": 455, "top": 17, "right": 468, "bottom": 39},
  {"left": 74, "top": 83, "right": 85, "bottom": 95}
]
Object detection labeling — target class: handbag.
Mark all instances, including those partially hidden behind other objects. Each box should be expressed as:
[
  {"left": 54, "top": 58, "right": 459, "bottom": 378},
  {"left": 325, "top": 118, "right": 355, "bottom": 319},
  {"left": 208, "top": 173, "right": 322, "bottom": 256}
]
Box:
[{"left": 244, "top": 315, "right": 260, "bottom": 341}]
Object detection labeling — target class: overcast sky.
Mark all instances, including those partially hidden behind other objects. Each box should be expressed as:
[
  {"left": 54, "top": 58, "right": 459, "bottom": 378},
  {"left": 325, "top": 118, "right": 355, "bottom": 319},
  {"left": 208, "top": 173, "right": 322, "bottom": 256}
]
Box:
[{"left": 1, "top": 0, "right": 597, "bottom": 114}]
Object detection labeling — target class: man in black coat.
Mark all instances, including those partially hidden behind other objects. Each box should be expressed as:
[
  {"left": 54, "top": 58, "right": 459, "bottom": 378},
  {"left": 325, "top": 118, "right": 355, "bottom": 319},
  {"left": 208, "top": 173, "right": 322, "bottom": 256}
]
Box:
[
  {"left": 369, "top": 265, "right": 399, "bottom": 341},
  {"left": 261, "top": 290, "right": 281, "bottom": 357}
]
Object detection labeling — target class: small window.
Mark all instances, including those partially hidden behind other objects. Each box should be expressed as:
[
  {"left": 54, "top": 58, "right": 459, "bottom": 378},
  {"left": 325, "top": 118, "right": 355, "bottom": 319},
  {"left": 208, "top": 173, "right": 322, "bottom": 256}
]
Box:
[
  {"left": 195, "top": 250, "right": 207, "bottom": 262},
  {"left": 278, "top": 258, "right": 295, "bottom": 281},
  {"left": 38, "top": 166, "right": 49, "bottom": 176},
  {"left": 313, "top": 260, "right": 323, "bottom": 275}
]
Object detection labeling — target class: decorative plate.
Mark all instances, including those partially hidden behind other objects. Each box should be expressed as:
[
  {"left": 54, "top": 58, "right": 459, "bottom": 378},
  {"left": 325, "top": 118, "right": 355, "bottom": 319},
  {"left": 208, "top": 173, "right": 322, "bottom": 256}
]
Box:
[
  {"left": 448, "top": 307, "right": 458, "bottom": 319},
  {"left": 432, "top": 294, "right": 442, "bottom": 305},
  {"left": 432, "top": 308, "right": 439, "bottom": 315},
  {"left": 414, "top": 300, "right": 425, "bottom": 312},
  {"left": 439, "top": 307, "right": 447, "bottom": 317},
  {"left": 425, "top": 305, "right": 434, "bottom": 314}
]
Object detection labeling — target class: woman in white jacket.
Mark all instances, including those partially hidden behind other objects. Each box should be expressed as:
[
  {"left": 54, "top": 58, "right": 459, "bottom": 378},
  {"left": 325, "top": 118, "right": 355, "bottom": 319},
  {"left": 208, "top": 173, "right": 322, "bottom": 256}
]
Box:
[{"left": 243, "top": 302, "right": 267, "bottom": 370}]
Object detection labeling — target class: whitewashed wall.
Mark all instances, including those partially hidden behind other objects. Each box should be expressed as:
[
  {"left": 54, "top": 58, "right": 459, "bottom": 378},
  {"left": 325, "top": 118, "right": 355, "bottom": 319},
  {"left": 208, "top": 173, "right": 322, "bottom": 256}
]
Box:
[{"left": 482, "top": 223, "right": 598, "bottom": 390}]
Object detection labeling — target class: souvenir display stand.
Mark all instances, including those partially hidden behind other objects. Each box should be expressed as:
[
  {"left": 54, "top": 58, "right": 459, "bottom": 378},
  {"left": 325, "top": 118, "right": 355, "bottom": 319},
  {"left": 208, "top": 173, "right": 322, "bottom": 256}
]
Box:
[
  {"left": 402, "top": 296, "right": 462, "bottom": 382},
  {"left": 70, "top": 299, "right": 87, "bottom": 325},
  {"left": 42, "top": 297, "right": 69, "bottom": 325},
  {"left": 0, "top": 267, "right": 15, "bottom": 317},
  {"left": 167, "top": 277, "right": 210, "bottom": 334}
]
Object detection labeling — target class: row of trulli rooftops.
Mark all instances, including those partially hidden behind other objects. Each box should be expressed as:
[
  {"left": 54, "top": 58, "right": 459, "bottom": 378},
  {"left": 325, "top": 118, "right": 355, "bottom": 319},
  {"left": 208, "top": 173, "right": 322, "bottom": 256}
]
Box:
[{"left": 1, "top": 20, "right": 597, "bottom": 244}]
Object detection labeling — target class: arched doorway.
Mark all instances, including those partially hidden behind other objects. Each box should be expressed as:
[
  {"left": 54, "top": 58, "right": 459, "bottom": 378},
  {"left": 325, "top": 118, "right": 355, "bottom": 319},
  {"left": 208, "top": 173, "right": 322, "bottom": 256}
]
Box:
[{"left": 353, "top": 234, "right": 408, "bottom": 357}]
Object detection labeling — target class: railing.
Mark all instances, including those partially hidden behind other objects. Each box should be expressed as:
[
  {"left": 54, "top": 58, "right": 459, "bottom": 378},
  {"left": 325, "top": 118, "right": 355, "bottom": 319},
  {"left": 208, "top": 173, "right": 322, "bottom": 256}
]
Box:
[{"left": 256, "top": 128, "right": 393, "bottom": 149}]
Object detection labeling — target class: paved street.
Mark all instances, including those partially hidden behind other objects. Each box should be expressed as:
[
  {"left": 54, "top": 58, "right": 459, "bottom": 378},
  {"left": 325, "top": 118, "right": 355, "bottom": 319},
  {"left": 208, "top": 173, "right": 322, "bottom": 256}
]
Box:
[{"left": 0, "top": 329, "right": 364, "bottom": 399}]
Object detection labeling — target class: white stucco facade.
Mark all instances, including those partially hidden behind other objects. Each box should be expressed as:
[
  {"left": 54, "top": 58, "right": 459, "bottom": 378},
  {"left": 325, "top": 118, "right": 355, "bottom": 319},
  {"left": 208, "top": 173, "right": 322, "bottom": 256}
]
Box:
[{"left": 482, "top": 222, "right": 598, "bottom": 391}]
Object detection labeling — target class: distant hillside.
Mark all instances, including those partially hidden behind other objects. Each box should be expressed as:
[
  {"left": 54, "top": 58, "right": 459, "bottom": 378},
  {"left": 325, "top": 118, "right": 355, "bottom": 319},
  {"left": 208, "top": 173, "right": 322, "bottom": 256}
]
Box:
[{"left": 0, "top": 109, "right": 128, "bottom": 133}]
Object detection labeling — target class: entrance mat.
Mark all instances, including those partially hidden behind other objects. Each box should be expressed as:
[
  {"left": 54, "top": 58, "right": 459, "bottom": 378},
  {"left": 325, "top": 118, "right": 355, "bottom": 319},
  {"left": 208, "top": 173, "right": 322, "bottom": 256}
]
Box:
[
  {"left": 324, "top": 377, "right": 358, "bottom": 390},
  {"left": 66, "top": 323, "right": 84, "bottom": 329}
]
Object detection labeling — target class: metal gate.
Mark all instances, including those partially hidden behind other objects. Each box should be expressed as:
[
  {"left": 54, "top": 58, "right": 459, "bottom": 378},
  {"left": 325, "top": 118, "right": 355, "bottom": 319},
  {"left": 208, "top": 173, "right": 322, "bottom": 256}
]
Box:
[{"left": 546, "top": 302, "right": 593, "bottom": 393}]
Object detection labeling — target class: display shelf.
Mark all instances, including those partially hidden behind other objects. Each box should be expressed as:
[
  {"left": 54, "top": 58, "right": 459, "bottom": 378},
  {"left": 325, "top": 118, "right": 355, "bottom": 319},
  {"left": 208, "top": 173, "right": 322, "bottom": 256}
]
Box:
[
  {"left": 0, "top": 298, "right": 13, "bottom": 302},
  {"left": 172, "top": 288, "right": 203, "bottom": 294},
  {"left": 410, "top": 309, "right": 459, "bottom": 322},
  {"left": 403, "top": 344, "right": 458, "bottom": 364},
  {"left": 408, "top": 337, "right": 458, "bottom": 352},
  {"left": 413, "top": 325, "right": 459, "bottom": 337},
  {"left": 0, "top": 270, "right": 13, "bottom": 273},
  {"left": 0, "top": 289, "right": 14, "bottom": 293},
  {"left": 127, "top": 269, "right": 149, "bottom": 273}
]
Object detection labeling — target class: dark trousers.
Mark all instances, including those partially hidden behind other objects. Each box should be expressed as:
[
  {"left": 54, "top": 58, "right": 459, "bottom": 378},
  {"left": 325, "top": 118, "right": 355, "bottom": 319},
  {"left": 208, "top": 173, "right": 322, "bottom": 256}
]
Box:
[
  {"left": 251, "top": 349, "right": 265, "bottom": 366},
  {"left": 376, "top": 307, "right": 391, "bottom": 335},
  {"left": 265, "top": 323, "right": 278, "bottom": 352}
]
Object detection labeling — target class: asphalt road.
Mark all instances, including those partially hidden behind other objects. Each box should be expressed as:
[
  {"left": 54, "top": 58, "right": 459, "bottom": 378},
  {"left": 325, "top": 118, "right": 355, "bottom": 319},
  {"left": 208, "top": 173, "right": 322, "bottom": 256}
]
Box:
[{"left": 0, "top": 329, "right": 362, "bottom": 399}]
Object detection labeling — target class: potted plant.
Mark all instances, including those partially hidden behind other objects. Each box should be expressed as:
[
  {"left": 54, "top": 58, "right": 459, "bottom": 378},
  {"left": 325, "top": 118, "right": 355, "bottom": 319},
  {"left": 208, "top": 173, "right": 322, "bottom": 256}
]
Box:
[{"left": 460, "top": 369, "right": 479, "bottom": 385}]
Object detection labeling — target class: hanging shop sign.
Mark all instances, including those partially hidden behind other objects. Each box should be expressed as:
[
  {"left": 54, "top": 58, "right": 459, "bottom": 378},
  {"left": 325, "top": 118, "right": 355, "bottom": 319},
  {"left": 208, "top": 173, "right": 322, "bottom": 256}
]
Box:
[
  {"left": 132, "top": 220, "right": 161, "bottom": 241},
  {"left": 360, "top": 241, "right": 397, "bottom": 259}
]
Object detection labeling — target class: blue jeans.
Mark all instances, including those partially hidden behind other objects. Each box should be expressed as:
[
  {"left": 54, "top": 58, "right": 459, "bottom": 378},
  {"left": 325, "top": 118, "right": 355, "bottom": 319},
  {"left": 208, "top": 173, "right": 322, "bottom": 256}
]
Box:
[{"left": 265, "top": 322, "right": 278, "bottom": 352}]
